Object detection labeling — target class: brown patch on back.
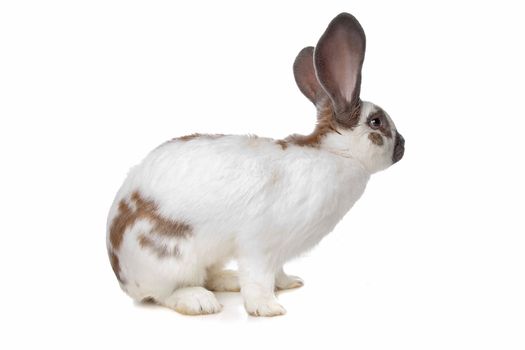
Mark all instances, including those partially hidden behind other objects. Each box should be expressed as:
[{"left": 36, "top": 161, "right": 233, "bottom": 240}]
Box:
[
  {"left": 108, "top": 250, "right": 125, "bottom": 284},
  {"left": 368, "top": 132, "right": 384, "bottom": 146},
  {"left": 109, "top": 191, "right": 192, "bottom": 252},
  {"left": 172, "top": 133, "right": 225, "bottom": 142},
  {"left": 138, "top": 233, "right": 180, "bottom": 258},
  {"left": 283, "top": 101, "right": 339, "bottom": 148},
  {"left": 282, "top": 99, "right": 361, "bottom": 148},
  {"left": 275, "top": 139, "right": 288, "bottom": 150}
]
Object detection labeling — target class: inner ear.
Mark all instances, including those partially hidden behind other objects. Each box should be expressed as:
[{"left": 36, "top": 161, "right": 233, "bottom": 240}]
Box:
[
  {"left": 293, "top": 46, "right": 327, "bottom": 106},
  {"left": 314, "top": 13, "right": 366, "bottom": 123}
]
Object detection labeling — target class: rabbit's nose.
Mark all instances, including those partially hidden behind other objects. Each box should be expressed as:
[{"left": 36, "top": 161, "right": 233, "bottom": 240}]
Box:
[{"left": 393, "top": 132, "right": 405, "bottom": 163}]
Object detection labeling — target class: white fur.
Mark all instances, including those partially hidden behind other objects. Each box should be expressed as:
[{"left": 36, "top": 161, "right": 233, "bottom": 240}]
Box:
[
  {"left": 106, "top": 96, "right": 402, "bottom": 317},
  {"left": 107, "top": 126, "right": 374, "bottom": 306},
  {"left": 106, "top": 10, "right": 404, "bottom": 316}
]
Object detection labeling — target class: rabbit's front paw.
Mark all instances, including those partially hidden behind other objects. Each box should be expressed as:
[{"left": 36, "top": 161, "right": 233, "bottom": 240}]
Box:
[{"left": 244, "top": 297, "right": 286, "bottom": 317}]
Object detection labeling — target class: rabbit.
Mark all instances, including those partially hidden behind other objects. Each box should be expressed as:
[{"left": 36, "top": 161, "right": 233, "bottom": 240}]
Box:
[{"left": 106, "top": 12, "right": 405, "bottom": 317}]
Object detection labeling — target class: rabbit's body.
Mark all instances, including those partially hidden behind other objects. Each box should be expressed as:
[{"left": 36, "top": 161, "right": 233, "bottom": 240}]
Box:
[
  {"left": 108, "top": 133, "right": 369, "bottom": 305},
  {"left": 107, "top": 13, "right": 404, "bottom": 316}
]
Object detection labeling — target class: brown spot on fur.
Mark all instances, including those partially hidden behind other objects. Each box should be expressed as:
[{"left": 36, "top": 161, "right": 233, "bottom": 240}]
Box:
[
  {"left": 109, "top": 201, "right": 133, "bottom": 250},
  {"left": 367, "top": 109, "right": 392, "bottom": 138},
  {"left": 173, "top": 133, "right": 224, "bottom": 142},
  {"left": 368, "top": 132, "right": 384, "bottom": 146},
  {"left": 141, "top": 297, "right": 157, "bottom": 304},
  {"left": 275, "top": 139, "right": 288, "bottom": 150},
  {"left": 284, "top": 100, "right": 340, "bottom": 147},
  {"left": 283, "top": 98, "right": 361, "bottom": 148},
  {"left": 130, "top": 192, "right": 192, "bottom": 238},
  {"left": 109, "top": 192, "right": 192, "bottom": 252},
  {"left": 138, "top": 233, "right": 180, "bottom": 258},
  {"left": 176, "top": 133, "right": 201, "bottom": 141},
  {"left": 109, "top": 251, "right": 125, "bottom": 284}
]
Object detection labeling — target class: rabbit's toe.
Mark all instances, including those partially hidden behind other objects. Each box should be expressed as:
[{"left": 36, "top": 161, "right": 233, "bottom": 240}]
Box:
[{"left": 245, "top": 297, "right": 286, "bottom": 317}]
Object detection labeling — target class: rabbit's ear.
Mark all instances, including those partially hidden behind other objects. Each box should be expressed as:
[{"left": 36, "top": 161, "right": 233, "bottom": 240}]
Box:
[
  {"left": 314, "top": 13, "right": 366, "bottom": 126},
  {"left": 293, "top": 46, "right": 327, "bottom": 106}
]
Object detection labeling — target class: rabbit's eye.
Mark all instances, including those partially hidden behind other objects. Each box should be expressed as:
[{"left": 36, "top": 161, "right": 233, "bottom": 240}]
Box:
[{"left": 369, "top": 117, "right": 382, "bottom": 129}]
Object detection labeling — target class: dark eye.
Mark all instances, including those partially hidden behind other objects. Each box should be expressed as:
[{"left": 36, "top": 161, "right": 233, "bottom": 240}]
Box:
[{"left": 369, "top": 117, "right": 382, "bottom": 129}]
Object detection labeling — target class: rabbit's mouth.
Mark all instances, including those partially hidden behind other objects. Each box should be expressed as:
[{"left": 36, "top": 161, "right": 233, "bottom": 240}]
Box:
[{"left": 393, "top": 132, "right": 405, "bottom": 163}]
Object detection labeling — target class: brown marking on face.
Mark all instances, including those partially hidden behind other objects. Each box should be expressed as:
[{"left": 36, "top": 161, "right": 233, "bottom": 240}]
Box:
[
  {"left": 109, "top": 191, "right": 192, "bottom": 252},
  {"left": 108, "top": 250, "right": 125, "bottom": 284},
  {"left": 367, "top": 109, "right": 392, "bottom": 138},
  {"left": 368, "top": 132, "right": 384, "bottom": 146},
  {"left": 138, "top": 233, "right": 180, "bottom": 258},
  {"left": 172, "top": 133, "right": 225, "bottom": 142}
]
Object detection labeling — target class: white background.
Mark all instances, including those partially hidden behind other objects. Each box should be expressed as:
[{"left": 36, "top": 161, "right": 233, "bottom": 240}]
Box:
[{"left": 1, "top": 0, "right": 524, "bottom": 349}]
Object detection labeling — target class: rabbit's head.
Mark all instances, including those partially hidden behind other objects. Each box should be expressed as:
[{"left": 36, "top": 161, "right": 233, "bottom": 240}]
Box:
[{"left": 291, "top": 13, "right": 404, "bottom": 173}]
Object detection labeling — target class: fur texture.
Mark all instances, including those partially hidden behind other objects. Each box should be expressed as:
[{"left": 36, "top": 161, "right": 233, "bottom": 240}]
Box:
[{"left": 106, "top": 12, "right": 404, "bottom": 317}]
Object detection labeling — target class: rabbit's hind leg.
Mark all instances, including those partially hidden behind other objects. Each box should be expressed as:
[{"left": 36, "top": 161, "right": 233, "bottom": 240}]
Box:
[
  {"left": 275, "top": 267, "right": 304, "bottom": 290},
  {"left": 205, "top": 263, "right": 241, "bottom": 292}
]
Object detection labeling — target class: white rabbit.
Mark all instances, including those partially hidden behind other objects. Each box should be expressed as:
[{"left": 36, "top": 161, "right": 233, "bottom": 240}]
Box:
[{"left": 107, "top": 12, "right": 405, "bottom": 317}]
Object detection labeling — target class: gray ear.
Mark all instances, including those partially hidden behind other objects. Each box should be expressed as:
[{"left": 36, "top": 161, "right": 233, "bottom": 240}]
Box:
[
  {"left": 314, "top": 13, "right": 366, "bottom": 126},
  {"left": 293, "top": 47, "right": 327, "bottom": 106}
]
